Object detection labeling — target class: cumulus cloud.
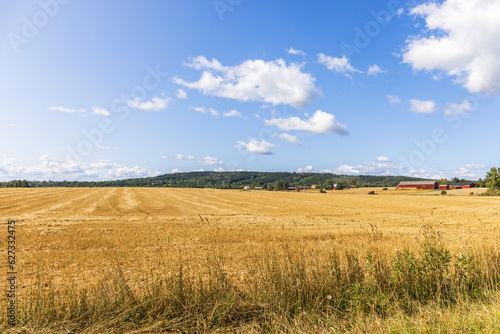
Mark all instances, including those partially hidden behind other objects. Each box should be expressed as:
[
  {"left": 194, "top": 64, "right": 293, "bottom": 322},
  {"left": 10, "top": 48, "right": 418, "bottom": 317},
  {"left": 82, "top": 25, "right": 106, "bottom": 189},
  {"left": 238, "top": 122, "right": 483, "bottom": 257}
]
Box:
[
  {"left": 323, "top": 160, "right": 401, "bottom": 175},
  {"left": 367, "top": 64, "right": 385, "bottom": 76},
  {"left": 0, "top": 155, "right": 159, "bottom": 181},
  {"left": 317, "top": 53, "right": 361, "bottom": 77},
  {"left": 274, "top": 133, "right": 305, "bottom": 147},
  {"left": 452, "top": 163, "right": 486, "bottom": 179},
  {"left": 265, "top": 110, "right": 348, "bottom": 135},
  {"left": 176, "top": 89, "right": 187, "bottom": 99},
  {"left": 223, "top": 109, "right": 242, "bottom": 117},
  {"left": 409, "top": 99, "right": 437, "bottom": 114},
  {"left": 297, "top": 165, "right": 313, "bottom": 173},
  {"left": 174, "top": 56, "right": 319, "bottom": 109},
  {"left": 235, "top": 139, "right": 275, "bottom": 154},
  {"left": 444, "top": 100, "right": 473, "bottom": 116},
  {"left": 407, "top": 169, "right": 446, "bottom": 180},
  {"left": 49, "top": 106, "right": 84, "bottom": 113},
  {"left": 193, "top": 106, "right": 219, "bottom": 116},
  {"left": 286, "top": 47, "right": 306, "bottom": 56},
  {"left": 92, "top": 106, "right": 110, "bottom": 116},
  {"left": 386, "top": 94, "right": 402, "bottom": 105},
  {"left": 127, "top": 96, "right": 172, "bottom": 111},
  {"left": 403, "top": 0, "right": 500, "bottom": 95},
  {"left": 198, "top": 156, "right": 223, "bottom": 166},
  {"left": 174, "top": 154, "right": 223, "bottom": 166},
  {"left": 376, "top": 156, "right": 391, "bottom": 162},
  {"left": 175, "top": 154, "right": 195, "bottom": 161}
]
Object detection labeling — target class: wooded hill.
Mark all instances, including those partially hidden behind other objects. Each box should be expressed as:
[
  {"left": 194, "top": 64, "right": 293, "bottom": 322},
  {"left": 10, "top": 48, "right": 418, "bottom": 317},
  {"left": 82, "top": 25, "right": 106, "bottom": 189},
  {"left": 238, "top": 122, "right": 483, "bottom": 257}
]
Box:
[{"left": 4, "top": 171, "right": 431, "bottom": 189}]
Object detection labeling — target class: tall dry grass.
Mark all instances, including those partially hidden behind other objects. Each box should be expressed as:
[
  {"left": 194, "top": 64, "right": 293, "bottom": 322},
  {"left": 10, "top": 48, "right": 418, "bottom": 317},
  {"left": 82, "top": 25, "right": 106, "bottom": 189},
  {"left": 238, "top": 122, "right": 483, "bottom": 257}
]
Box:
[
  {"left": 3, "top": 225, "right": 500, "bottom": 333},
  {"left": 1, "top": 188, "right": 500, "bottom": 332}
]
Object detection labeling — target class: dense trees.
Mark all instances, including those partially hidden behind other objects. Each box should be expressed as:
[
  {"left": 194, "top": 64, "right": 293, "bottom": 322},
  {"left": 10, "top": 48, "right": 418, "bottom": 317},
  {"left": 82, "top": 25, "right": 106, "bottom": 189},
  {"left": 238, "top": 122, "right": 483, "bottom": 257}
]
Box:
[
  {"left": 1, "top": 172, "right": 436, "bottom": 189},
  {"left": 1, "top": 180, "right": 30, "bottom": 188},
  {"left": 485, "top": 167, "right": 500, "bottom": 192}
]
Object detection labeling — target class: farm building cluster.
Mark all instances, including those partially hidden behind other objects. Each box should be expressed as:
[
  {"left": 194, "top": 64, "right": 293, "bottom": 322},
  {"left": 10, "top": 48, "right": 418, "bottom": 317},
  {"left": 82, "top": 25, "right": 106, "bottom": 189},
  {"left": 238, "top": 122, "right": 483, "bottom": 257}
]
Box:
[{"left": 396, "top": 181, "right": 475, "bottom": 190}]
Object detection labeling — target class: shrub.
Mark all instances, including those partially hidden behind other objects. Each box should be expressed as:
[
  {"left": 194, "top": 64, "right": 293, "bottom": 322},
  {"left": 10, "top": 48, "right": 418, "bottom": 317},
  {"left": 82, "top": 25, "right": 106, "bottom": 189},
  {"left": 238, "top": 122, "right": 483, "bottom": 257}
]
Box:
[{"left": 441, "top": 190, "right": 447, "bottom": 195}]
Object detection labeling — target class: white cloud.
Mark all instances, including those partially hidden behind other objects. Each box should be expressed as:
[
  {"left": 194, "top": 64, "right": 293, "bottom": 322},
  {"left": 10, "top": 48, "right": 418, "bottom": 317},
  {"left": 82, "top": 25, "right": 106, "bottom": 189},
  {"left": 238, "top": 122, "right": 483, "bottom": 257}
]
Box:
[
  {"left": 175, "top": 154, "right": 223, "bottom": 166},
  {"left": 286, "top": 47, "right": 306, "bottom": 56},
  {"left": 193, "top": 106, "right": 219, "bottom": 116},
  {"left": 174, "top": 56, "right": 319, "bottom": 109},
  {"left": 223, "top": 109, "right": 242, "bottom": 117},
  {"left": 409, "top": 99, "right": 437, "bottom": 114},
  {"left": 367, "top": 64, "right": 385, "bottom": 76},
  {"left": 108, "top": 166, "right": 154, "bottom": 179},
  {"left": 450, "top": 163, "right": 486, "bottom": 179},
  {"left": 265, "top": 110, "right": 348, "bottom": 135},
  {"left": 251, "top": 113, "right": 260, "bottom": 119},
  {"left": 92, "top": 106, "right": 110, "bottom": 116},
  {"left": 317, "top": 53, "right": 361, "bottom": 77},
  {"left": 175, "top": 154, "right": 195, "bottom": 160},
  {"left": 176, "top": 89, "right": 187, "bottom": 99},
  {"left": 297, "top": 165, "right": 313, "bottom": 173},
  {"left": 386, "top": 94, "right": 402, "bottom": 105},
  {"left": 403, "top": 0, "right": 500, "bottom": 95},
  {"left": 322, "top": 159, "right": 401, "bottom": 176},
  {"left": 127, "top": 96, "right": 172, "bottom": 111},
  {"left": 49, "top": 106, "right": 84, "bottom": 113},
  {"left": 274, "top": 133, "right": 305, "bottom": 147},
  {"left": 462, "top": 163, "right": 485, "bottom": 170},
  {"left": 0, "top": 155, "right": 159, "bottom": 181},
  {"left": 198, "top": 156, "right": 223, "bottom": 166},
  {"left": 97, "top": 145, "right": 110, "bottom": 150},
  {"left": 235, "top": 139, "right": 276, "bottom": 154},
  {"left": 171, "top": 168, "right": 181, "bottom": 173},
  {"left": 407, "top": 169, "right": 446, "bottom": 180},
  {"left": 444, "top": 100, "right": 473, "bottom": 116}
]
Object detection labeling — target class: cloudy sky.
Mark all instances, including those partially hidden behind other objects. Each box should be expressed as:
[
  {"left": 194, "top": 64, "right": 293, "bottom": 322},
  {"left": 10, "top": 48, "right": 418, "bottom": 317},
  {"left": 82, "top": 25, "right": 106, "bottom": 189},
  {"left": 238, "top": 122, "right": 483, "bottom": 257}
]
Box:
[{"left": 1, "top": 0, "right": 499, "bottom": 181}]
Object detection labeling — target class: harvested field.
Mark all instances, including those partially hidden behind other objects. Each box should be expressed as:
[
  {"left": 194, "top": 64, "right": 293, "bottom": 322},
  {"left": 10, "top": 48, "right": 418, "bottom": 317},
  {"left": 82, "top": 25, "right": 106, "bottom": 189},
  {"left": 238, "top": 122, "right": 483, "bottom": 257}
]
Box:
[{"left": 1, "top": 187, "right": 500, "bottom": 333}]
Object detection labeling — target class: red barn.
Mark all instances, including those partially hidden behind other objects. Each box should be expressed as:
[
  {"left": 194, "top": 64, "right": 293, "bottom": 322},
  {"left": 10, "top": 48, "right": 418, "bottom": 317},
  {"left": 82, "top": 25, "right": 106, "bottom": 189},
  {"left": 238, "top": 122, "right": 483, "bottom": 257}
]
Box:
[
  {"left": 396, "top": 181, "right": 439, "bottom": 190},
  {"left": 449, "top": 182, "right": 475, "bottom": 189},
  {"left": 439, "top": 184, "right": 449, "bottom": 190}
]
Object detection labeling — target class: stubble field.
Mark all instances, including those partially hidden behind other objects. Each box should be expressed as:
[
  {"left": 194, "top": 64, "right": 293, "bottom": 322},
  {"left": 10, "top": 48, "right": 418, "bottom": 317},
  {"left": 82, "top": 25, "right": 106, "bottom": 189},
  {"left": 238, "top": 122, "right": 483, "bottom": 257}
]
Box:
[{"left": 1, "top": 187, "right": 500, "bottom": 333}]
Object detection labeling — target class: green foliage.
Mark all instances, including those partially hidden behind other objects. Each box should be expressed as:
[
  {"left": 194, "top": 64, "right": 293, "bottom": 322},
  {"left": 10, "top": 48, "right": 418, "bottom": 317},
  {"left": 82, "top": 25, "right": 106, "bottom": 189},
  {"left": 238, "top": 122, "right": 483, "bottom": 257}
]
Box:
[
  {"left": 441, "top": 190, "right": 447, "bottom": 195},
  {"left": 485, "top": 167, "right": 500, "bottom": 192},
  {"left": 335, "top": 180, "right": 348, "bottom": 190},
  {"left": 2, "top": 172, "right": 436, "bottom": 189},
  {"left": 438, "top": 178, "right": 449, "bottom": 185}
]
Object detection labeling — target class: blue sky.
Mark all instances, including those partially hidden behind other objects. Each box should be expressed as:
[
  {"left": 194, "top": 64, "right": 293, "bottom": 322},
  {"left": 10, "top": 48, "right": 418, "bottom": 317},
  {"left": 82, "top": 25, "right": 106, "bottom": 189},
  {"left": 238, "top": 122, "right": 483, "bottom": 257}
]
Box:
[{"left": 1, "top": 0, "right": 499, "bottom": 181}]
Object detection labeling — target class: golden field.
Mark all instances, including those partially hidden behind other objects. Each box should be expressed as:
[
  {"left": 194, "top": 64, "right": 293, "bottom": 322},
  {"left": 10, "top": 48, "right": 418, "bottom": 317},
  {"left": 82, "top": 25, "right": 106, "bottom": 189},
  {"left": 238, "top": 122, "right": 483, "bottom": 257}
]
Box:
[{"left": 1, "top": 187, "right": 500, "bottom": 333}]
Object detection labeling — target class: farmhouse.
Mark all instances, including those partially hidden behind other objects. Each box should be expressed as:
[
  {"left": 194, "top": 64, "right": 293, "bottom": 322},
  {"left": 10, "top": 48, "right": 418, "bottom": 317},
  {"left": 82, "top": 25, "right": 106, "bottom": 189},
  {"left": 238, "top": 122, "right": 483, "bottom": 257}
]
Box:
[
  {"left": 449, "top": 182, "right": 475, "bottom": 189},
  {"left": 396, "top": 181, "right": 439, "bottom": 190}
]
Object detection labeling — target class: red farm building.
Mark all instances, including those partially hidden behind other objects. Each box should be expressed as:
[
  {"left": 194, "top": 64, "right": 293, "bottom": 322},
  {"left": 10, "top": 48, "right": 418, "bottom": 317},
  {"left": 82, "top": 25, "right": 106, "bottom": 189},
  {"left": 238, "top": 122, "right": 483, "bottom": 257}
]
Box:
[
  {"left": 449, "top": 182, "right": 475, "bottom": 189},
  {"left": 396, "top": 181, "right": 439, "bottom": 190},
  {"left": 439, "top": 184, "right": 449, "bottom": 190}
]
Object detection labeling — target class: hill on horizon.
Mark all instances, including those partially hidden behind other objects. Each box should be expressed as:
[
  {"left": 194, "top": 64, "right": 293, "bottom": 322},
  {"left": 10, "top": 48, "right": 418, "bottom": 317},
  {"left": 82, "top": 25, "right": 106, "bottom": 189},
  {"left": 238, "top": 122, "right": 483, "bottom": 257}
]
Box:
[{"left": 4, "top": 171, "right": 435, "bottom": 189}]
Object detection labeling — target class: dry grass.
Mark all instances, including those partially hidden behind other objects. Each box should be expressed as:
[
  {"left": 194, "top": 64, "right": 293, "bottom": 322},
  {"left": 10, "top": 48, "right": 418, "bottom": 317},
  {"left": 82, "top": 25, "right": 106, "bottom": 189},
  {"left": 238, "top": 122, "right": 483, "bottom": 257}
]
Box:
[{"left": 1, "top": 187, "right": 500, "bottom": 333}]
